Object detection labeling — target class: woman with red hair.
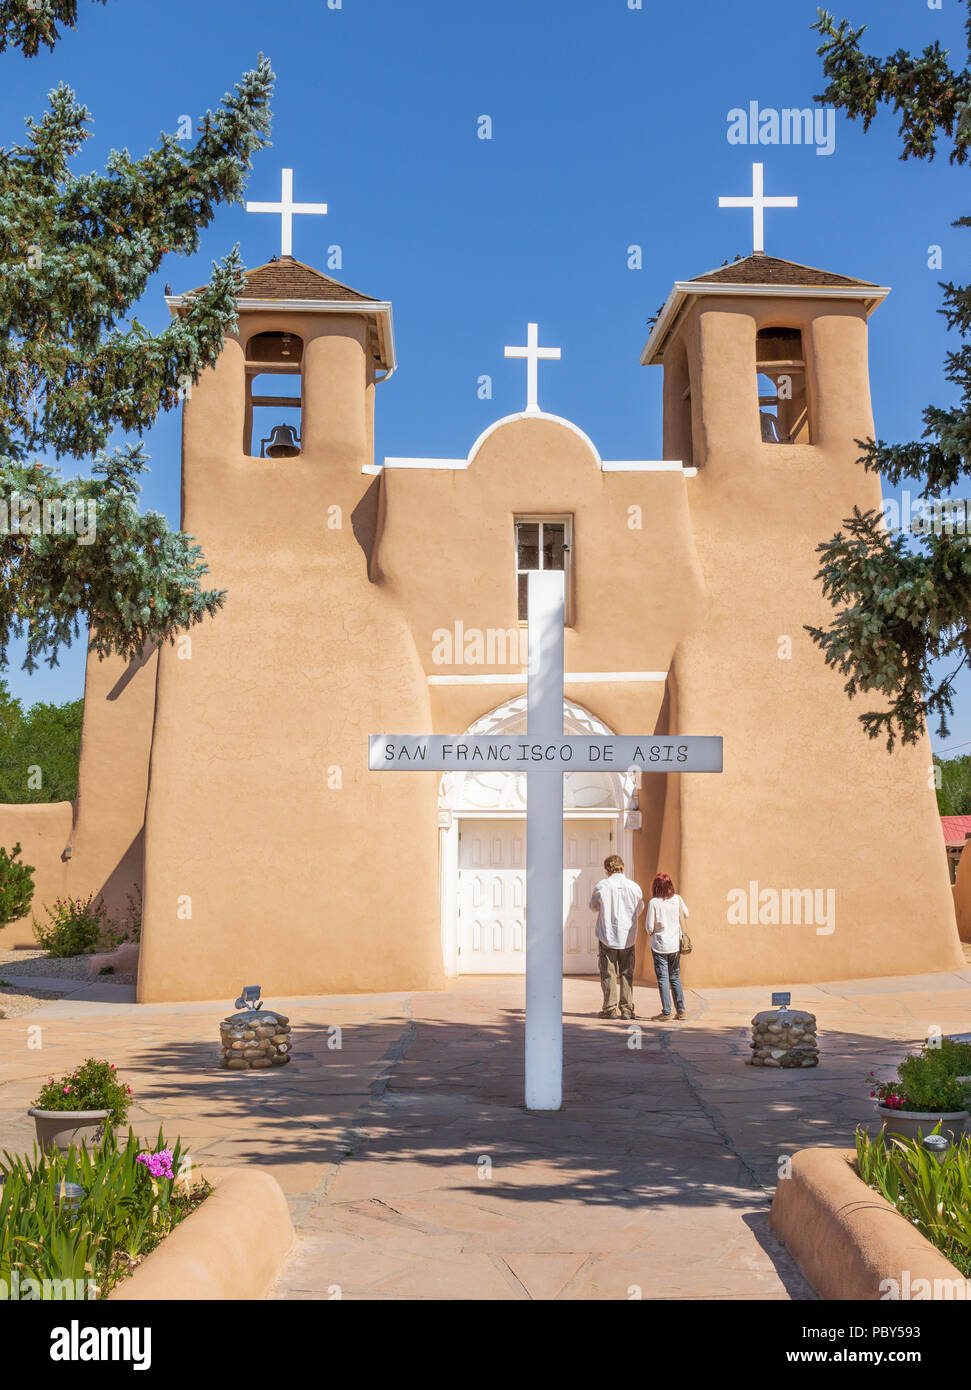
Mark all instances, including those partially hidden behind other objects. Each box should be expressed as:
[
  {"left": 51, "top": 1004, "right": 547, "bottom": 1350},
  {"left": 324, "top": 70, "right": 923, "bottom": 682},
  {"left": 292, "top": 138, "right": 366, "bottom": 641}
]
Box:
[{"left": 647, "top": 872, "right": 689, "bottom": 1021}]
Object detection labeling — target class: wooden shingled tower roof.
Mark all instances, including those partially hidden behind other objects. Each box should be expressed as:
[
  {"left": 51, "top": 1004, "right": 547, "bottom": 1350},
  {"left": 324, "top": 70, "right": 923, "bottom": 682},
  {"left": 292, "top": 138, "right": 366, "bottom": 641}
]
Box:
[
  {"left": 186, "top": 254, "right": 381, "bottom": 303},
  {"left": 689, "top": 253, "right": 878, "bottom": 290},
  {"left": 640, "top": 252, "right": 888, "bottom": 365},
  {"left": 171, "top": 254, "right": 395, "bottom": 371}
]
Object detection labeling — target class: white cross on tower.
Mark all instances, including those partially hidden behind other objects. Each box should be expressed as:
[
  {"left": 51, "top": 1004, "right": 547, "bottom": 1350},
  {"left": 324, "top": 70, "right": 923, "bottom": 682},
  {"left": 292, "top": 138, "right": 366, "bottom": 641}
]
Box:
[
  {"left": 246, "top": 168, "right": 328, "bottom": 258},
  {"left": 370, "top": 571, "right": 723, "bottom": 1111},
  {"left": 718, "top": 162, "right": 798, "bottom": 255},
  {"left": 504, "top": 322, "right": 561, "bottom": 415}
]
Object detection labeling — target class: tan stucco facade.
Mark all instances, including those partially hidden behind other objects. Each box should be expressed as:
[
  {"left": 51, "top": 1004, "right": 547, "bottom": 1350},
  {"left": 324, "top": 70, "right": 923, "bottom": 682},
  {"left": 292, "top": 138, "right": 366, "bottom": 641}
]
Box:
[{"left": 2, "top": 254, "right": 962, "bottom": 995}]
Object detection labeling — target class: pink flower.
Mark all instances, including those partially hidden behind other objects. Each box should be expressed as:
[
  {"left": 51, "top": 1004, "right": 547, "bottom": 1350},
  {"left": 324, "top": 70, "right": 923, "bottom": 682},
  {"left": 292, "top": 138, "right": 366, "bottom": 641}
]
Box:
[
  {"left": 63, "top": 1085, "right": 70, "bottom": 1093},
  {"left": 137, "top": 1148, "right": 174, "bottom": 1180}
]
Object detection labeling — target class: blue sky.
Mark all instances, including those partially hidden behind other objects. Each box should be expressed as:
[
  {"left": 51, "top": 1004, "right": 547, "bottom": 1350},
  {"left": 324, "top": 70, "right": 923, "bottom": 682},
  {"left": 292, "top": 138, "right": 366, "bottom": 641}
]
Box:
[{"left": 3, "top": 0, "right": 970, "bottom": 753}]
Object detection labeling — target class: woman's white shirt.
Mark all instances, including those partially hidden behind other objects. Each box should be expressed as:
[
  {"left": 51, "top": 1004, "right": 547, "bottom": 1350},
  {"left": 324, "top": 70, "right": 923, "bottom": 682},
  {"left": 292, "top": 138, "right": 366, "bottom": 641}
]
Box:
[{"left": 648, "top": 894, "right": 688, "bottom": 954}]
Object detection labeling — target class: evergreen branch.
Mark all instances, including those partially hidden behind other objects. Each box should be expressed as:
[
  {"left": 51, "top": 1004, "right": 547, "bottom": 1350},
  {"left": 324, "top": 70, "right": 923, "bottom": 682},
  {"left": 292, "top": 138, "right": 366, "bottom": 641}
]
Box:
[
  {"left": 0, "top": 59, "right": 274, "bottom": 460},
  {"left": 813, "top": 7, "right": 971, "bottom": 164},
  {"left": 806, "top": 508, "right": 971, "bottom": 749},
  {"left": 0, "top": 446, "right": 226, "bottom": 672},
  {"left": 0, "top": 0, "right": 106, "bottom": 58}
]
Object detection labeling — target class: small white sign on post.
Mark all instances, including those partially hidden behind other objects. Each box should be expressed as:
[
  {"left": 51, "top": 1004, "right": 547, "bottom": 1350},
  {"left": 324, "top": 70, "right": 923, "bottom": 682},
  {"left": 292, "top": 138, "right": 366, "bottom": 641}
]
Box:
[{"left": 369, "top": 571, "right": 723, "bottom": 1110}]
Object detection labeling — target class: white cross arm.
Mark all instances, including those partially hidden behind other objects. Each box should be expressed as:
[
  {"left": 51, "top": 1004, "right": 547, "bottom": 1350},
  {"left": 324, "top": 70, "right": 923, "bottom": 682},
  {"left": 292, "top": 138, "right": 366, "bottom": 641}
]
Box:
[{"left": 369, "top": 735, "right": 723, "bottom": 773}]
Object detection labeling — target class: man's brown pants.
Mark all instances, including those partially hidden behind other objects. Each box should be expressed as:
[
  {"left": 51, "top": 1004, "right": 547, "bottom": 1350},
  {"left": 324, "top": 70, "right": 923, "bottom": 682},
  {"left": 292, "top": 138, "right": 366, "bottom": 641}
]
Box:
[{"left": 598, "top": 943, "right": 635, "bottom": 1014}]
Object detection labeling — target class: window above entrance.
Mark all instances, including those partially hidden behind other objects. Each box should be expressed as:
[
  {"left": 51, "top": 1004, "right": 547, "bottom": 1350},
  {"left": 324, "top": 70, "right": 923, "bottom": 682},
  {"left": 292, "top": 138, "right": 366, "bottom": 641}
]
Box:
[{"left": 515, "top": 516, "right": 573, "bottom": 623}]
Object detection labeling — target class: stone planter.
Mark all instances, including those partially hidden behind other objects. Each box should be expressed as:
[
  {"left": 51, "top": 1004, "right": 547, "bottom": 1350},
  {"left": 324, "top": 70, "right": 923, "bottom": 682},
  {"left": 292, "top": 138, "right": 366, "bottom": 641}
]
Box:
[
  {"left": 219, "top": 1009, "right": 292, "bottom": 1069},
  {"left": 877, "top": 1105, "right": 969, "bottom": 1145},
  {"left": 749, "top": 1008, "right": 819, "bottom": 1067},
  {"left": 28, "top": 1107, "right": 111, "bottom": 1154}
]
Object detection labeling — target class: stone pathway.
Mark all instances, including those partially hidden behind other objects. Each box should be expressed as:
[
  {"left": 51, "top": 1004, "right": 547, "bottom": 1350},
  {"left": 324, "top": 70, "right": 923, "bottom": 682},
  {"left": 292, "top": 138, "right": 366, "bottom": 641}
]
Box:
[{"left": 1, "top": 967, "right": 969, "bottom": 1299}]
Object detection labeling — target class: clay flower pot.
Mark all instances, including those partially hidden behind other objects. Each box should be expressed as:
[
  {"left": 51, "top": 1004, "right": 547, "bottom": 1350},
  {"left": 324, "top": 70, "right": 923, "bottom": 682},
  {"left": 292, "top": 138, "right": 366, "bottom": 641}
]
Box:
[
  {"left": 28, "top": 1107, "right": 111, "bottom": 1154},
  {"left": 877, "top": 1105, "right": 969, "bottom": 1146}
]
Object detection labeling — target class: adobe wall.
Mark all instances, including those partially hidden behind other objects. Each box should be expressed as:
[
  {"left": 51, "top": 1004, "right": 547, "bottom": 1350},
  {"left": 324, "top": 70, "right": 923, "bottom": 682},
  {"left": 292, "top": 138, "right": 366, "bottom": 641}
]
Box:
[
  {"left": 67, "top": 645, "right": 158, "bottom": 922},
  {"left": 138, "top": 314, "right": 441, "bottom": 1001},
  {"left": 0, "top": 646, "right": 156, "bottom": 947},
  {"left": 377, "top": 413, "right": 706, "bottom": 979},
  {"left": 0, "top": 802, "right": 71, "bottom": 946},
  {"left": 668, "top": 295, "right": 963, "bottom": 987},
  {"left": 952, "top": 848, "right": 971, "bottom": 943}
]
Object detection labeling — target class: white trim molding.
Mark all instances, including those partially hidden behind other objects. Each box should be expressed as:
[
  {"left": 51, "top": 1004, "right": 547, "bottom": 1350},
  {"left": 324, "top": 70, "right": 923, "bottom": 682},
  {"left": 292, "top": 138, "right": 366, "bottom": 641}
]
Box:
[
  {"left": 640, "top": 277, "right": 891, "bottom": 366},
  {"left": 166, "top": 295, "right": 396, "bottom": 374},
  {"left": 428, "top": 671, "right": 668, "bottom": 685},
  {"left": 374, "top": 410, "right": 693, "bottom": 476}
]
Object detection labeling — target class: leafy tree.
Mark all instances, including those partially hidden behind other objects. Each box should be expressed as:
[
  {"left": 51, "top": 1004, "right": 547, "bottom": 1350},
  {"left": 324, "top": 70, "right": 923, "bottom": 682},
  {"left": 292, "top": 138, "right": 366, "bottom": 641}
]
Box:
[
  {"left": 0, "top": 676, "right": 82, "bottom": 801},
  {"left": 934, "top": 751, "right": 971, "bottom": 816},
  {"left": 0, "top": 15, "right": 274, "bottom": 669},
  {"left": 806, "top": 7, "right": 971, "bottom": 748},
  {"left": 0, "top": 840, "right": 34, "bottom": 928}
]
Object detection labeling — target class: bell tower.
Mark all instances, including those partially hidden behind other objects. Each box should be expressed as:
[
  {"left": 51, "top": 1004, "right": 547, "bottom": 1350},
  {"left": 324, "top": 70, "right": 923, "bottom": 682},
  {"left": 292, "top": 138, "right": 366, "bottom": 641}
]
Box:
[
  {"left": 137, "top": 258, "right": 441, "bottom": 1002},
  {"left": 639, "top": 252, "right": 964, "bottom": 987}
]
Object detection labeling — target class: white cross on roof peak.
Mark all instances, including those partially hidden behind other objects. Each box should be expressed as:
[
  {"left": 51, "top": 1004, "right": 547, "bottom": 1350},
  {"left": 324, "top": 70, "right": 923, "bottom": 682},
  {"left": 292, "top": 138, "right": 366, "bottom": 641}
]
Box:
[
  {"left": 718, "top": 162, "right": 798, "bottom": 255},
  {"left": 246, "top": 168, "right": 328, "bottom": 258},
  {"left": 504, "top": 322, "right": 561, "bottom": 415}
]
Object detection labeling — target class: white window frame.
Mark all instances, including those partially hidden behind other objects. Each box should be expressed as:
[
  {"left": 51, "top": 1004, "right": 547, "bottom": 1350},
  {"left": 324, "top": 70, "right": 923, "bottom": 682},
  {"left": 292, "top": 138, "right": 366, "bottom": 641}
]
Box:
[{"left": 515, "top": 514, "right": 574, "bottom": 625}]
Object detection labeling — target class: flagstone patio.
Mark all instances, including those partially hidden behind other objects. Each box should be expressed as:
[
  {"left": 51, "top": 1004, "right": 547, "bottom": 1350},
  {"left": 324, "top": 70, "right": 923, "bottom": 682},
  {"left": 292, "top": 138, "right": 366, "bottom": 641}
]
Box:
[{"left": 1, "top": 966, "right": 969, "bottom": 1299}]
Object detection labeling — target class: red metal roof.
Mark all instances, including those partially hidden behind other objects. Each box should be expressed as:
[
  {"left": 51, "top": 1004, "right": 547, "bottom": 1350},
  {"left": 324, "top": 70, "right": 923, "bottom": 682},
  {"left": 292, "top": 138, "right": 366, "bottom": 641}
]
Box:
[{"left": 941, "top": 815, "right": 971, "bottom": 847}]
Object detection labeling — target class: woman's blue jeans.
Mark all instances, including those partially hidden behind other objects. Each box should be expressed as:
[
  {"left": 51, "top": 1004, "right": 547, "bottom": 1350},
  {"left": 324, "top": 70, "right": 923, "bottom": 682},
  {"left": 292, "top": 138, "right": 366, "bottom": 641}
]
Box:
[{"left": 652, "top": 950, "right": 685, "bottom": 1015}]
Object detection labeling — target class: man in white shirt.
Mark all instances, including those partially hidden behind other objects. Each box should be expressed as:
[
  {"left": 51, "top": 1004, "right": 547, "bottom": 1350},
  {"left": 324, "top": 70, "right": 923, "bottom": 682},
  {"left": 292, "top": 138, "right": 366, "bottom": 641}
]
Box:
[{"left": 589, "top": 854, "right": 645, "bottom": 1019}]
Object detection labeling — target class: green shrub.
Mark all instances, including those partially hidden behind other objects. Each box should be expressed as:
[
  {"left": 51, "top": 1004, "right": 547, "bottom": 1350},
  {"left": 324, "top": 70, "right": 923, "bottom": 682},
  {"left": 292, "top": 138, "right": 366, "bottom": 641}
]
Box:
[
  {"left": 897, "top": 1040, "right": 971, "bottom": 1113},
  {"left": 33, "top": 893, "right": 108, "bottom": 956},
  {"left": 32, "top": 1058, "right": 132, "bottom": 1127},
  {"left": 0, "top": 1128, "right": 209, "bottom": 1298},
  {"left": 120, "top": 884, "right": 141, "bottom": 944},
  {"left": 32, "top": 887, "right": 142, "bottom": 957},
  {"left": 0, "top": 841, "right": 34, "bottom": 928}
]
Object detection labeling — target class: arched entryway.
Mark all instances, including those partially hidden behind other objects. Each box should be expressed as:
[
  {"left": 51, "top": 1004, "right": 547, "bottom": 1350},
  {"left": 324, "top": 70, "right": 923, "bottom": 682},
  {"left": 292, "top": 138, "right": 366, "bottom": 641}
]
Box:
[{"left": 437, "top": 697, "right": 638, "bottom": 976}]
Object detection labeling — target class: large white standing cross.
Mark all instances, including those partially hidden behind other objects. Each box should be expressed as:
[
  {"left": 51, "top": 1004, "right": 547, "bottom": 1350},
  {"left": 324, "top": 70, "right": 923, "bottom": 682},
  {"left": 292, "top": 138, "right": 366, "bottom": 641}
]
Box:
[
  {"left": 504, "top": 323, "right": 561, "bottom": 415},
  {"left": 369, "top": 571, "right": 723, "bottom": 1111},
  {"left": 718, "top": 162, "right": 797, "bottom": 255},
  {"left": 246, "top": 168, "right": 328, "bottom": 258}
]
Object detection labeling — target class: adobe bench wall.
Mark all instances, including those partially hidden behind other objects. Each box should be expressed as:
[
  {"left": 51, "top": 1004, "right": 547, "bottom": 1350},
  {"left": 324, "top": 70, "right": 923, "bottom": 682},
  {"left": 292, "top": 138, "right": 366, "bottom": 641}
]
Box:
[
  {"left": 770, "top": 1146, "right": 965, "bottom": 1300},
  {"left": 108, "top": 1165, "right": 294, "bottom": 1301}
]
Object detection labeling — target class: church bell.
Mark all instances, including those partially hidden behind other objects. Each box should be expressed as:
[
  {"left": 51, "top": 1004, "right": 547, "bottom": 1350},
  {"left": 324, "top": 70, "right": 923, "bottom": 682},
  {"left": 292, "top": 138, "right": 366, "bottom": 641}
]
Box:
[{"left": 260, "top": 423, "right": 301, "bottom": 459}]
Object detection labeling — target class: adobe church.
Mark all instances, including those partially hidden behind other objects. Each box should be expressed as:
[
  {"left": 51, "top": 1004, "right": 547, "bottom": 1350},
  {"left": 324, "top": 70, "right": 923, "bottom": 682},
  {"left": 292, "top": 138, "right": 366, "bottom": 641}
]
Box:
[{"left": 2, "top": 229, "right": 964, "bottom": 1000}]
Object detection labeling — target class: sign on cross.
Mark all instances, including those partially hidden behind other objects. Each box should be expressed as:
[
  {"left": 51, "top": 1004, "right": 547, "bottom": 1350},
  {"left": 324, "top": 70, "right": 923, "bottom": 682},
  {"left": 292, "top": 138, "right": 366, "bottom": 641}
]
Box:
[{"left": 369, "top": 571, "right": 723, "bottom": 1110}]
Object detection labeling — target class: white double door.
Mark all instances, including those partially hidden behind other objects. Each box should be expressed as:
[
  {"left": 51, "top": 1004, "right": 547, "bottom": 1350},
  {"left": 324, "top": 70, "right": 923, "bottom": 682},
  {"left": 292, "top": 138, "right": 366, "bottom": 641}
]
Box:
[{"left": 456, "top": 817, "right": 612, "bottom": 975}]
